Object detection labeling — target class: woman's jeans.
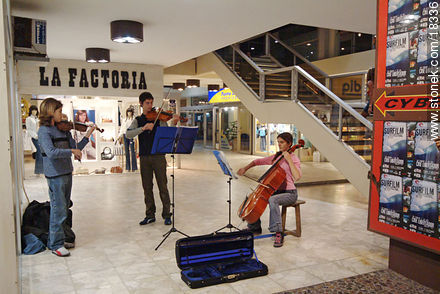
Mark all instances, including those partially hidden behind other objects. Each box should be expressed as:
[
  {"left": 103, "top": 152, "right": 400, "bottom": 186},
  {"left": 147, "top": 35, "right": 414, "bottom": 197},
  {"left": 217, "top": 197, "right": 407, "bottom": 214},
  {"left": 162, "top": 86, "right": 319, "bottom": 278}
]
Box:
[
  {"left": 247, "top": 189, "right": 298, "bottom": 233},
  {"left": 124, "top": 135, "right": 137, "bottom": 171},
  {"left": 31, "top": 138, "right": 44, "bottom": 174},
  {"left": 47, "top": 174, "right": 72, "bottom": 250}
]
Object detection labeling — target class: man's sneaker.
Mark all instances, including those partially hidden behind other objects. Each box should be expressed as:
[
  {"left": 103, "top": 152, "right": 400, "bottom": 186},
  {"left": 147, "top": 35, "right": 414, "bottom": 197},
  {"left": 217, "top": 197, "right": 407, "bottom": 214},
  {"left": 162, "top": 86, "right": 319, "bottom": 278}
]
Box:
[
  {"left": 164, "top": 218, "right": 172, "bottom": 225},
  {"left": 52, "top": 247, "right": 70, "bottom": 257},
  {"left": 64, "top": 242, "right": 75, "bottom": 249},
  {"left": 139, "top": 217, "right": 156, "bottom": 225},
  {"left": 273, "top": 232, "right": 284, "bottom": 247}
]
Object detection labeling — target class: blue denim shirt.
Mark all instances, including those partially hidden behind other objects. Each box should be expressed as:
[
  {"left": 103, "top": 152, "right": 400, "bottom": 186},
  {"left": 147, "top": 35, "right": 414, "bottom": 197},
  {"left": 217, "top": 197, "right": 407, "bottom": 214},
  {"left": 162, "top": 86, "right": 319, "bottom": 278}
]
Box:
[{"left": 38, "top": 125, "right": 89, "bottom": 177}]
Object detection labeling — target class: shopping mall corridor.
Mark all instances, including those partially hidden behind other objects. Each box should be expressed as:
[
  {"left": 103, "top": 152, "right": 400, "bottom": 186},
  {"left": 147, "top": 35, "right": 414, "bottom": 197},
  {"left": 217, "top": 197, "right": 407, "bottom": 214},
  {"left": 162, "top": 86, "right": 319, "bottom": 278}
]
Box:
[{"left": 21, "top": 147, "right": 388, "bottom": 293}]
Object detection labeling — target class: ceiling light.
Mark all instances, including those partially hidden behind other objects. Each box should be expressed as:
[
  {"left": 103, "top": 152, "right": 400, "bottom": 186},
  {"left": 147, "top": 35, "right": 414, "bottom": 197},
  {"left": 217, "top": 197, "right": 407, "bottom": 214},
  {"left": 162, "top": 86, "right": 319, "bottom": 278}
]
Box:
[
  {"left": 358, "top": 33, "right": 362, "bottom": 37},
  {"left": 274, "top": 40, "right": 279, "bottom": 43},
  {"left": 306, "top": 43, "right": 311, "bottom": 46},
  {"left": 86, "top": 48, "right": 110, "bottom": 63},
  {"left": 208, "top": 84, "right": 220, "bottom": 92},
  {"left": 341, "top": 47, "right": 345, "bottom": 51},
  {"left": 251, "top": 47, "right": 255, "bottom": 50},
  {"left": 186, "top": 79, "right": 200, "bottom": 88},
  {"left": 111, "top": 20, "right": 143, "bottom": 44},
  {"left": 172, "top": 82, "right": 185, "bottom": 91}
]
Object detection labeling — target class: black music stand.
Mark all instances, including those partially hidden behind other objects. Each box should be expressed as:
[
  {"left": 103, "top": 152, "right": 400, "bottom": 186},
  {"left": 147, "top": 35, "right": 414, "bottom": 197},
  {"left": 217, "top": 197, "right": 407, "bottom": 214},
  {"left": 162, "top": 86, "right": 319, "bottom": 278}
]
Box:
[
  {"left": 212, "top": 150, "right": 240, "bottom": 233},
  {"left": 152, "top": 126, "right": 198, "bottom": 250}
]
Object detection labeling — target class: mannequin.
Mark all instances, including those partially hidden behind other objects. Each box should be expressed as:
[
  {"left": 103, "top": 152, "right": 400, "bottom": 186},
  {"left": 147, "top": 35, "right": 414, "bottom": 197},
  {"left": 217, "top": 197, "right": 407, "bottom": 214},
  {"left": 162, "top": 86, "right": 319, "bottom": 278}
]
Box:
[
  {"left": 26, "top": 105, "right": 43, "bottom": 174},
  {"left": 117, "top": 108, "right": 137, "bottom": 171}
]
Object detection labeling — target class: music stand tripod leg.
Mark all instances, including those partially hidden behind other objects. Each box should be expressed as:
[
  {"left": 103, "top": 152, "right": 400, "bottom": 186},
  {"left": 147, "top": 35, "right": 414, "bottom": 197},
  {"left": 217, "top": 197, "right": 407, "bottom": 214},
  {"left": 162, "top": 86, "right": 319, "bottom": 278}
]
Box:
[
  {"left": 155, "top": 154, "right": 189, "bottom": 250},
  {"left": 215, "top": 177, "right": 240, "bottom": 233}
]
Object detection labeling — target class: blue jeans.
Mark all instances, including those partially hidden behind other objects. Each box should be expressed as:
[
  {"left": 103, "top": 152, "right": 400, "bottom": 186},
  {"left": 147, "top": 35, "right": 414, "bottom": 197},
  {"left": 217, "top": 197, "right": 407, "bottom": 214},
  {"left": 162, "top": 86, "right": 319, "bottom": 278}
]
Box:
[
  {"left": 248, "top": 190, "right": 298, "bottom": 233},
  {"left": 260, "top": 136, "right": 266, "bottom": 151},
  {"left": 31, "top": 138, "right": 44, "bottom": 174},
  {"left": 46, "top": 174, "right": 72, "bottom": 250},
  {"left": 124, "top": 135, "right": 137, "bottom": 171}
]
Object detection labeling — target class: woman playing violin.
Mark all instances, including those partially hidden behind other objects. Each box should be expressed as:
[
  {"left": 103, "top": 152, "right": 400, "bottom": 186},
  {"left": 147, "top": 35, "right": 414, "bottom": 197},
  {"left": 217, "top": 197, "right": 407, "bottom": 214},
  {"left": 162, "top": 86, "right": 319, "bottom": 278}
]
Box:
[
  {"left": 38, "top": 98, "right": 96, "bottom": 256},
  {"left": 237, "top": 132, "right": 301, "bottom": 247},
  {"left": 73, "top": 110, "right": 96, "bottom": 160}
]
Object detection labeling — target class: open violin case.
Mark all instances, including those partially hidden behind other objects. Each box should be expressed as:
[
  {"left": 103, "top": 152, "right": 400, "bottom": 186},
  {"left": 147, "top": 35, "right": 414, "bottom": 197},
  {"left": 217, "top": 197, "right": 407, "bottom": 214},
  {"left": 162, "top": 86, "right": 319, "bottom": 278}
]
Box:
[{"left": 175, "top": 231, "right": 268, "bottom": 289}]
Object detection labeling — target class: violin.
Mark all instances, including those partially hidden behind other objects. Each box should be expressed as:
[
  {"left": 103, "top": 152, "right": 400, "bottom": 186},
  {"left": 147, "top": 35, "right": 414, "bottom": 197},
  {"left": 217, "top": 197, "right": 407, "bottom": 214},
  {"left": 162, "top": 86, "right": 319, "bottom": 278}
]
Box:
[
  {"left": 146, "top": 108, "right": 188, "bottom": 123},
  {"left": 237, "top": 139, "right": 305, "bottom": 224},
  {"left": 56, "top": 120, "right": 104, "bottom": 133}
]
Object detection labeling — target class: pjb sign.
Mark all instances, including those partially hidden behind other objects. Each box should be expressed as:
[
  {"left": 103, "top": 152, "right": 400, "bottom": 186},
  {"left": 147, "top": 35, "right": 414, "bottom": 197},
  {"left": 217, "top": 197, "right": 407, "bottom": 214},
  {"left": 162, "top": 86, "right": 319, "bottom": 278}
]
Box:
[{"left": 331, "top": 75, "right": 364, "bottom": 100}]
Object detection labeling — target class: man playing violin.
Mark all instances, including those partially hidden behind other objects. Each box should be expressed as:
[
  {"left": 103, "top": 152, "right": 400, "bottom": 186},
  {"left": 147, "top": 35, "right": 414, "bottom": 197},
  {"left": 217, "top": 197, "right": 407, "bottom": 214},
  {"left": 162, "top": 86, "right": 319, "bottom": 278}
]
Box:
[
  {"left": 237, "top": 132, "right": 301, "bottom": 247},
  {"left": 126, "top": 91, "right": 179, "bottom": 226},
  {"left": 38, "top": 98, "right": 96, "bottom": 257}
]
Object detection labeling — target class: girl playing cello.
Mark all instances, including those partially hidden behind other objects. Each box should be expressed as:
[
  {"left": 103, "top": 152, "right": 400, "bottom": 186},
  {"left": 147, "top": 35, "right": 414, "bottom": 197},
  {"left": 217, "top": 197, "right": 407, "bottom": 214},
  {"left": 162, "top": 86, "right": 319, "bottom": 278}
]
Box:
[{"left": 237, "top": 132, "right": 301, "bottom": 247}]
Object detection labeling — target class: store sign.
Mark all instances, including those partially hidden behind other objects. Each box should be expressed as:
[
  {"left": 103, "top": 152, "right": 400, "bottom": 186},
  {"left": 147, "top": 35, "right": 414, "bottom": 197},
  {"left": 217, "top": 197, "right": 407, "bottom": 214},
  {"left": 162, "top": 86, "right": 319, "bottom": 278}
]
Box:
[
  {"left": 16, "top": 59, "right": 163, "bottom": 98},
  {"left": 374, "top": 92, "right": 435, "bottom": 116},
  {"left": 208, "top": 88, "right": 240, "bottom": 103},
  {"left": 331, "top": 75, "right": 363, "bottom": 100}
]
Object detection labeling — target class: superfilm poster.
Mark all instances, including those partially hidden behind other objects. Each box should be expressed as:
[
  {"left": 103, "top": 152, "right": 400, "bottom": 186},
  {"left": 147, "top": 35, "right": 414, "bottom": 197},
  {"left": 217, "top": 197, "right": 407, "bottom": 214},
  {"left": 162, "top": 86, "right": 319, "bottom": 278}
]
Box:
[
  {"left": 387, "top": 0, "right": 419, "bottom": 35},
  {"left": 386, "top": 33, "right": 410, "bottom": 87},
  {"left": 379, "top": 174, "right": 403, "bottom": 227},
  {"left": 414, "top": 122, "right": 439, "bottom": 182},
  {"left": 409, "top": 179, "right": 438, "bottom": 237},
  {"left": 382, "top": 121, "right": 407, "bottom": 176}
]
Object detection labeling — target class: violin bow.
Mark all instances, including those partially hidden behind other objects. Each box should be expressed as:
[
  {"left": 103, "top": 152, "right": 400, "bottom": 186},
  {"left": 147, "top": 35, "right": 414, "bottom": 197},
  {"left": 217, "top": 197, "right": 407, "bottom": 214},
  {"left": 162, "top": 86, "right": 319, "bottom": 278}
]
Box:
[{"left": 152, "top": 87, "right": 172, "bottom": 126}]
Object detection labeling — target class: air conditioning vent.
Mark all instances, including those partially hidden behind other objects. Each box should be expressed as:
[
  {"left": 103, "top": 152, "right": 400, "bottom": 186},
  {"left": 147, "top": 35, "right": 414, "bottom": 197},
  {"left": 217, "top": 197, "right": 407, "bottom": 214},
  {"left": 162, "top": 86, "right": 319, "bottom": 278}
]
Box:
[{"left": 13, "top": 16, "right": 47, "bottom": 59}]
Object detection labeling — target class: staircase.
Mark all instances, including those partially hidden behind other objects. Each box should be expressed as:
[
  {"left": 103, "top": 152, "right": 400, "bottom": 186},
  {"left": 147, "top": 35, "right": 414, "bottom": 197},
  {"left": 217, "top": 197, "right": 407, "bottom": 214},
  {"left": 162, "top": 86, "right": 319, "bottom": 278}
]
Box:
[{"left": 197, "top": 41, "right": 372, "bottom": 197}]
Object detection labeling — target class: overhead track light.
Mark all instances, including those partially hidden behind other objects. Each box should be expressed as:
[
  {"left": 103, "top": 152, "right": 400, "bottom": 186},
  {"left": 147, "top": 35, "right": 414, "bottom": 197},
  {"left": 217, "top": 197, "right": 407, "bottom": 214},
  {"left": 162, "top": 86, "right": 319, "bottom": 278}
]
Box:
[
  {"left": 86, "top": 48, "right": 110, "bottom": 63},
  {"left": 186, "top": 79, "right": 200, "bottom": 88},
  {"left": 208, "top": 84, "right": 220, "bottom": 92},
  {"left": 111, "top": 20, "right": 143, "bottom": 43},
  {"left": 173, "top": 82, "right": 185, "bottom": 91}
]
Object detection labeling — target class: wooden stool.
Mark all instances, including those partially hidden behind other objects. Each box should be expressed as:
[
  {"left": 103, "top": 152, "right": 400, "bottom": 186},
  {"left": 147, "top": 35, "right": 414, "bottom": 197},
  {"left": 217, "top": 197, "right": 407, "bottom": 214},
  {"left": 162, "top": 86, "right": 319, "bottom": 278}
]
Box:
[{"left": 281, "top": 200, "right": 306, "bottom": 237}]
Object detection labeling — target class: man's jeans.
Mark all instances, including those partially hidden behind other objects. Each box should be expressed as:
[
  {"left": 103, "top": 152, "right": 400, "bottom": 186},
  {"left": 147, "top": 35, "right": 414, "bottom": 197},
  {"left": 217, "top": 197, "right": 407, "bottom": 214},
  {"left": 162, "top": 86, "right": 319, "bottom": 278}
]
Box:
[
  {"left": 140, "top": 155, "right": 171, "bottom": 219},
  {"left": 47, "top": 174, "right": 72, "bottom": 250}
]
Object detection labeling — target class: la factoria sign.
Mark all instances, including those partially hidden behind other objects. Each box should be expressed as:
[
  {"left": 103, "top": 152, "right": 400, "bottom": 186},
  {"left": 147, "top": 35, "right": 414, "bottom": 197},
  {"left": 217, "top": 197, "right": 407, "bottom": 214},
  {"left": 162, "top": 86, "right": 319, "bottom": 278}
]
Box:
[
  {"left": 39, "top": 67, "right": 148, "bottom": 90},
  {"left": 17, "top": 59, "right": 163, "bottom": 98}
]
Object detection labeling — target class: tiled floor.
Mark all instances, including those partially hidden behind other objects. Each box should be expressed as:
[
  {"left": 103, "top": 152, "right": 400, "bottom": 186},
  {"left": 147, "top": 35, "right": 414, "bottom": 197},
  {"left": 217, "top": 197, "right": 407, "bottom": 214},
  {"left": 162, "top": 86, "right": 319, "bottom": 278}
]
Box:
[{"left": 21, "top": 147, "right": 389, "bottom": 293}]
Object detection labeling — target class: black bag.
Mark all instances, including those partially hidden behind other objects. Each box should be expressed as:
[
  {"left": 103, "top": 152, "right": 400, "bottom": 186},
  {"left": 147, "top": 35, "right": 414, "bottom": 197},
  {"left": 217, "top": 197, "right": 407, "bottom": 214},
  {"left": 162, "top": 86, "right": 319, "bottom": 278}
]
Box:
[
  {"left": 21, "top": 200, "right": 75, "bottom": 250},
  {"left": 175, "top": 231, "right": 268, "bottom": 289}
]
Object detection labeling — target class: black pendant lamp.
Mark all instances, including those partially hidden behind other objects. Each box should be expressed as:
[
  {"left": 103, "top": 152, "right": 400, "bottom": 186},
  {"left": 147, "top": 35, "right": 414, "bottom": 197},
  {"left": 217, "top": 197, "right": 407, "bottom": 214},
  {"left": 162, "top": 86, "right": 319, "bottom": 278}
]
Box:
[
  {"left": 86, "top": 48, "right": 110, "bottom": 63},
  {"left": 186, "top": 79, "right": 200, "bottom": 88},
  {"left": 111, "top": 20, "right": 143, "bottom": 43},
  {"left": 208, "top": 84, "right": 220, "bottom": 92},
  {"left": 173, "top": 82, "right": 185, "bottom": 91}
]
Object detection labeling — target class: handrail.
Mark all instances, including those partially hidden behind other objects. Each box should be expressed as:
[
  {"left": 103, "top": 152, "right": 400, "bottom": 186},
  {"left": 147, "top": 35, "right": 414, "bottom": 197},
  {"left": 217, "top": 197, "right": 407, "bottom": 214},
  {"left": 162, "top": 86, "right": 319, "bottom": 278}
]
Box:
[
  {"left": 295, "top": 66, "right": 373, "bottom": 130},
  {"left": 214, "top": 47, "right": 372, "bottom": 131},
  {"left": 328, "top": 70, "right": 368, "bottom": 78},
  {"left": 268, "top": 33, "right": 329, "bottom": 78},
  {"left": 231, "top": 44, "right": 264, "bottom": 74},
  {"left": 262, "top": 65, "right": 295, "bottom": 75}
]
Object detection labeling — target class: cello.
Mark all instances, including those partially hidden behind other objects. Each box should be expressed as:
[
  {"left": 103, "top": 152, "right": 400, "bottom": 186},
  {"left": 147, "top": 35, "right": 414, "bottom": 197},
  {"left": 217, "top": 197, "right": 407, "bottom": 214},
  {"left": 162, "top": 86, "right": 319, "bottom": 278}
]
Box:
[{"left": 237, "top": 139, "right": 305, "bottom": 224}]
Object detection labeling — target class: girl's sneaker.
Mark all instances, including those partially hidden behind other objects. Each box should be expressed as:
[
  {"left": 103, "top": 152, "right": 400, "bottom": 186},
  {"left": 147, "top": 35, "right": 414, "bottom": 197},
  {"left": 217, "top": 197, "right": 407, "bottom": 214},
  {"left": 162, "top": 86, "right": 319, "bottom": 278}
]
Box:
[
  {"left": 273, "top": 232, "right": 284, "bottom": 247},
  {"left": 52, "top": 246, "right": 70, "bottom": 257}
]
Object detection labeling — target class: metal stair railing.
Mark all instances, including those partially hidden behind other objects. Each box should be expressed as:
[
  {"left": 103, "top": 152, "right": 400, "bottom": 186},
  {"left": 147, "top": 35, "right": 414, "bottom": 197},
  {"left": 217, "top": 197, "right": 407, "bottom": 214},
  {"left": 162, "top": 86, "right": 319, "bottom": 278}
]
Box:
[{"left": 214, "top": 47, "right": 373, "bottom": 164}]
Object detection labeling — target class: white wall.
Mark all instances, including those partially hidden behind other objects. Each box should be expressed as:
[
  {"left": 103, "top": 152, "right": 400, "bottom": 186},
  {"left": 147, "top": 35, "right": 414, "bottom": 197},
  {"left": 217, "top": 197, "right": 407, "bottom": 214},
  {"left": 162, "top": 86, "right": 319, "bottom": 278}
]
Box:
[
  {"left": 312, "top": 50, "right": 376, "bottom": 75},
  {"left": 0, "top": 0, "right": 18, "bottom": 293}
]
